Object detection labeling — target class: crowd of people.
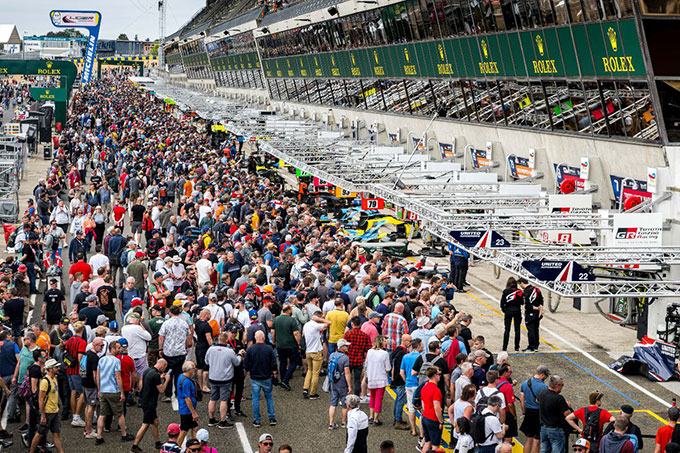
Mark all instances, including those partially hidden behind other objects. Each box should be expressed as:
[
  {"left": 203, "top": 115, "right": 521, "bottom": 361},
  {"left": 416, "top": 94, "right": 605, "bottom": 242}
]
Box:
[{"left": 0, "top": 70, "right": 673, "bottom": 453}]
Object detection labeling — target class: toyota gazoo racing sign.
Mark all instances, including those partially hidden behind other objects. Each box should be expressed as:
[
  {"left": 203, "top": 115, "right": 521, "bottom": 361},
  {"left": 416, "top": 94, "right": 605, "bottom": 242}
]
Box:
[
  {"left": 50, "top": 11, "right": 100, "bottom": 26},
  {"left": 612, "top": 213, "right": 663, "bottom": 247},
  {"left": 450, "top": 230, "right": 510, "bottom": 248},
  {"left": 522, "top": 260, "right": 594, "bottom": 282}
]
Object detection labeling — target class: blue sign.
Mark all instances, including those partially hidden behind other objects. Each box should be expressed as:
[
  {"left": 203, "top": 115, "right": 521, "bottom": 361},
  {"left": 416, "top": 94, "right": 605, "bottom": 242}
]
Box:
[
  {"left": 521, "top": 260, "right": 594, "bottom": 282},
  {"left": 450, "top": 230, "right": 510, "bottom": 248},
  {"left": 50, "top": 10, "right": 102, "bottom": 84}
]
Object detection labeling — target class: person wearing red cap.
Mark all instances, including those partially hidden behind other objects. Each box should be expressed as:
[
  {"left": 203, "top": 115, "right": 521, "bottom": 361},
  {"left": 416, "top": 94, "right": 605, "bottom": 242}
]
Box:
[
  {"left": 160, "top": 423, "right": 182, "bottom": 453},
  {"left": 126, "top": 252, "right": 149, "bottom": 294}
]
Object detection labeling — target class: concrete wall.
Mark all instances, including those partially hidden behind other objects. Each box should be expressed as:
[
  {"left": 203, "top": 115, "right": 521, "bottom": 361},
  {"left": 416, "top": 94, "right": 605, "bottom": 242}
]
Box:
[
  {"left": 177, "top": 83, "right": 667, "bottom": 209},
  {"left": 271, "top": 100, "right": 666, "bottom": 209}
]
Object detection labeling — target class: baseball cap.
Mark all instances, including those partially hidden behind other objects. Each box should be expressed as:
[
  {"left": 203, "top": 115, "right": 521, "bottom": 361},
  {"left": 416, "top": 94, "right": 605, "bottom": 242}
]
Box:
[
  {"left": 417, "top": 316, "right": 430, "bottom": 327},
  {"left": 118, "top": 338, "right": 128, "bottom": 348},
  {"left": 620, "top": 404, "right": 634, "bottom": 415},
  {"left": 108, "top": 321, "right": 119, "bottom": 331},
  {"left": 60, "top": 317, "right": 70, "bottom": 325},
  {"left": 573, "top": 438, "right": 591, "bottom": 449},
  {"left": 45, "top": 358, "right": 60, "bottom": 369},
  {"left": 337, "top": 339, "right": 351, "bottom": 348},
  {"left": 17, "top": 264, "right": 27, "bottom": 272},
  {"left": 158, "top": 248, "right": 167, "bottom": 254},
  {"left": 172, "top": 300, "right": 183, "bottom": 306},
  {"left": 96, "top": 314, "right": 109, "bottom": 324},
  {"left": 131, "top": 297, "right": 144, "bottom": 307},
  {"left": 263, "top": 285, "right": 274, "bottom": 292},
  {"left": 186, "top": 438, "right": 200, "bottom": 448},
  {"left": 151, "top": 304, "right": 163, "bottom": 312},
  {"left": 86, "top": 294, "right": 98, "bottom": 303},
  {"left": 153, "top": 271, "right": 163, "bottom": 279},
  {"left": 258, "top": 433, "right": 273, "bottom": 443},
  {"left": 196, "top": 429, "right": 209, "bottom": 442},
  {"left": 588, "top": 391, "right": 604, "bottom": 405},
  {"left": 209, "top": 293, "right": 217, "bottom": 300},
  {"left": 249, "top": 309, "right": 258, "bottom": 320},
  {"left": 128, "top": 312, "right": 141, "bottom": 320},
  {"left": 228, "top": 325, "right": 240, "bottom": 333},
  {"left": 369, "top": 311, "right": 382, "bottom": 320},
  {"left": 167, "top": 423, "right": 180, "bottom": 436},
  {"left": 135, "top": 251, "right": 146, "bottom": 259}
]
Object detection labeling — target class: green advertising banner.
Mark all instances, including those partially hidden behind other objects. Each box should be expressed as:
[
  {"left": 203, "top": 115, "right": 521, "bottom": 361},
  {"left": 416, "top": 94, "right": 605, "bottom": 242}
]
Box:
[
  {"left": 212, "top": 52, "right": 260, "bottom": 73},
  {"left": 262, "top": 18, "right": 646, "bottom": 80},
  {"left": 30, "top": 87, "right": 68, "bottom": 102}
]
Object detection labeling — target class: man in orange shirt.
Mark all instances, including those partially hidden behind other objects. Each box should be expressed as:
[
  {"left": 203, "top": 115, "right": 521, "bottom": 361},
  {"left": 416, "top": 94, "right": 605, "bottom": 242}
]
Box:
[
  {"left": 32, "top": 324, "right": 52, "bottom": 358},
  {"left": 655, "top": 406, "right": 680, "bottom": 453}
]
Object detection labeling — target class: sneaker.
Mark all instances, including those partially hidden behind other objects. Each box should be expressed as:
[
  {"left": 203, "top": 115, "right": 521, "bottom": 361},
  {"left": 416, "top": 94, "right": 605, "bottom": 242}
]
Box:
[
  {"left": 302, "top": 389, "right": 309, "bottom": 398},
  {"left": 252, "top": 421, "right": 261, "bottom": 428},
  {"left": 46, "top": 442, "right": 55, "bottom": 448},
  {"left": 85, "top": 431, "right": 98, "bottom": 439},
  {"left": 521, "top": 348, "right": 534, "bottom": 353},
  {"left": 394, "top": 421, "right": 409, "bottom": 430},
  {"left": 21, "top": 433, "right": 28, "bottom": 448},
  {"left": 269, "top": 418, "right": 277, "bottom": 426},
  {"left": 0, "top": 430, "right": 12, "bottom": 439},
  {"left": 0, "top": 440, "right": 12, "bottom": 448},
  {"left": 155, "top": 441, "right": 162, "bottom": 450},
  {"left": 340, "top": 423, "right": 346, "bottom": 429},
  {"left": 208, "top": 418, "right": 219, "bottom": 427},
  {"left": 218, "top": 420, "right": 234, "bottom": 429},
  {"left": 328, "top": 423, "right": 338, "bottom": 430},
  {"left": 226, "top": 415, "right": 235, "bottom": 423},
  {"left": 234, "top": 411, "right": 248, "bottom": 418},
  {"left": 279, "top": 381, "right": 291, "bottom": 391},
  {"left": 121, "top": 433, "right": 134, "bottom": 442},
  {"left": 308, "top": 394, "right": 320, "bottom": 400},
  {"left": 103, "top": 426, "right": 111, "bottom": 433},
  {"left": 18, "top": 424, "right": 28, "bottom": 434},
  {"left": 95, "top": 438, "right": 105, "bottom": 445},
  {"left": 374, "top": 420, "right": 383, "bottom": 426},
  {"left": 368, "top": 419, "right": 374, "bottom": 425},
  {"left": 360, "top": 396, "right": 370, "bottom": 404},
  {"left": 71, "top": 418, "right": 86, "bottom": 427},
  {"left": 415, "top": 443, "right": 423, "bottom": 453},
  {"left": 129, "top": 445, "right": 145, "bottom": 453}
]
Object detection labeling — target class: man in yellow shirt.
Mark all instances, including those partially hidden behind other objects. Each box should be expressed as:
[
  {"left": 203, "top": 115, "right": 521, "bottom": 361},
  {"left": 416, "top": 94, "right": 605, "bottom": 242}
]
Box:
[
  {"left": 326, "top": 299, "right": 350, "bottom": 355},
  {"left": 30, "top": 358, "right": 64, "bottom": 453}
]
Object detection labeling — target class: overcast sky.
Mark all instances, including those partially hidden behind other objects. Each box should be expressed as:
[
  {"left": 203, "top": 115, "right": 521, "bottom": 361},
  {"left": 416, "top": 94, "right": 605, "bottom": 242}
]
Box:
[{"left": 2, "top": 0, "right": 204, "bottom": 40}]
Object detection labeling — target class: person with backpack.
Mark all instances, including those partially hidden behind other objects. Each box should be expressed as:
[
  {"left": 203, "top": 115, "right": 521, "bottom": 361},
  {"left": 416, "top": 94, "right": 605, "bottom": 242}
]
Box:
[
  {"left": 29, "top": 358, "right": 65, "bottom": 453},
  {"left": 603, "top": 405, "right": 642, "bottom": 451},
  {"left": 475, "top": 370, "right": 506, "bottom": 422},
  {"left": 412, "top": 340, "right": 450, "bottom": 403},
  {"left": 328, "top": 338, "right": 352, "bottom": 429},
  {"left": 566, "top": 391, "right": 615, "bottom": 452},
  {"left": 519, "top": 365, "right": 551, "bottom": 453},
  {"left": 471, "top": 394, "right": 506, "bottom": 453},
  {"left": 500, "top": 277, "right": 523, "bottom": 352},
  {"left": 599, "top": 415, "right": 636, "bottom": 453},
  {"left": 419, "top": 366, "right": 445, "bottom": 453}
]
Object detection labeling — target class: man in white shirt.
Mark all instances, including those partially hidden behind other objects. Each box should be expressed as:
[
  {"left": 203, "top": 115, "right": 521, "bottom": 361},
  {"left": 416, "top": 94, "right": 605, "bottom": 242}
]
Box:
[
  {"left": 88, "top": 245, "right": 110, "bottom": 274},
  {"left": 196, "top": 251, "right": 214, "bottom": 286},
  {"left": 475, "top": 370, "right": 507, "bottom": 422},
  {"left": 477, "top": 395, "right": 507, "bottom": 453},
  {"left": 121, "top": 312, "right": 152, "bottom": 377},
  {"left": 205, "top": 293, "right": 225, "bottom": 330},
  {"left": 302, "top": 316, "right": 331, "bottom": 398}
]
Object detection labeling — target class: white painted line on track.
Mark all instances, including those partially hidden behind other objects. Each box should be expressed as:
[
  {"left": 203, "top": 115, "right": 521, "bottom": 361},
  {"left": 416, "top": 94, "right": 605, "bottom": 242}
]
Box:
[
  {"left": 468, "top": 282, "right": 672, "bottom": 408},
  {"left": 236, "top": 422, "right": 253, "bottom": 453}
]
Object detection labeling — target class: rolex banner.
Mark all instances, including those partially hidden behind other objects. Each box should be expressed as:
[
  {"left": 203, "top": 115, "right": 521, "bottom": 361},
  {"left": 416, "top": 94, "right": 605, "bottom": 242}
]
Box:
[{"left": 50, "top": 10, "right": 102, "bottom": 84}]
